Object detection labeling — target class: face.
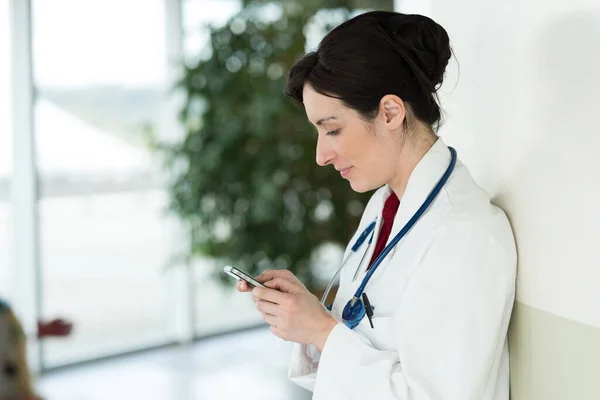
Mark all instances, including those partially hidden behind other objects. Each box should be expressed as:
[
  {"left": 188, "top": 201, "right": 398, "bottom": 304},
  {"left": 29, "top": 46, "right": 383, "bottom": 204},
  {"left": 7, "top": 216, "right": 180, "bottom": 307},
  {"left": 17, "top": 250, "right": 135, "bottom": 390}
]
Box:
[{"left": 302, "top": 84, "right": 406, "bottom": 193}]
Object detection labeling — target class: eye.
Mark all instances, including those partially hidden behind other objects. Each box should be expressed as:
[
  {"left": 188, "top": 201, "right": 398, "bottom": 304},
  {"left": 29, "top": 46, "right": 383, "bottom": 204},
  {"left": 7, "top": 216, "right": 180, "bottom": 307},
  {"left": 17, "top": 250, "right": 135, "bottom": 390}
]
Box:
[{"left": 326, "top": 129, "right": 341, "bottom": 136}]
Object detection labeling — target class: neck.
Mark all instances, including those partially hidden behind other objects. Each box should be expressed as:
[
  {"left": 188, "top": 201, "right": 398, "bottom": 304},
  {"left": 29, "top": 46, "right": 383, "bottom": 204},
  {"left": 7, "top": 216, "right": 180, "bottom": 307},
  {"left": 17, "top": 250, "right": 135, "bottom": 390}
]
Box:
[{"left": 388, "top": 132, "right": 437, "bottom": 200}]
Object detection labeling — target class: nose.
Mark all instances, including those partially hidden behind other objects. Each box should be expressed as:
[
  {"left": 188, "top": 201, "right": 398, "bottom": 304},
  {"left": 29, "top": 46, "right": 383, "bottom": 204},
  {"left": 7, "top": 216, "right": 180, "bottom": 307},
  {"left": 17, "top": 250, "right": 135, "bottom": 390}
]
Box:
[{"left": 315, "top": 134, "right": 335, "bottom": 167}]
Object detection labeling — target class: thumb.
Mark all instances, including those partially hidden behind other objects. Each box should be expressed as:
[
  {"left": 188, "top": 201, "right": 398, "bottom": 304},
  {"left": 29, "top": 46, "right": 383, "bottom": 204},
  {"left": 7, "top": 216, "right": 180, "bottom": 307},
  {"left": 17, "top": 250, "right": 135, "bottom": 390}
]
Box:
[
  {"left": 256, "top": 269, "right": 294, "bottom": 284},
  {"left": 263, "top": 277, "right": 299, "bottom": 293}
]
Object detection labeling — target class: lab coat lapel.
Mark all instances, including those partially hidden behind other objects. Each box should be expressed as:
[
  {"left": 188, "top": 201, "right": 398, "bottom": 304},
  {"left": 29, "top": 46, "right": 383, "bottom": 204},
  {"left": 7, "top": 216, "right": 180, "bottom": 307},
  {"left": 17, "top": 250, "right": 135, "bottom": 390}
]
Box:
[
  {"left": 350, "top": 187, "right": 390, "bottom": 282},
  {"left": 350, "top": 216, "right": 379, "bottom": 282},
  {"left": 366, "top": 138, "right": 453, "bottom": 281}
]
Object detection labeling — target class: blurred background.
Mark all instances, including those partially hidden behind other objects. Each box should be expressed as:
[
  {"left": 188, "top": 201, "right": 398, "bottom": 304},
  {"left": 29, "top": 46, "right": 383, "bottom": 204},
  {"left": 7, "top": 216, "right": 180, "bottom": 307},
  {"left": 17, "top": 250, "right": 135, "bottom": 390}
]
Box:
[
  {"left": 3, "top": 0, "right": 600, "bottom": 399},
  {"left": 1, "top": 0, "right": 391, "bottom": 399}
]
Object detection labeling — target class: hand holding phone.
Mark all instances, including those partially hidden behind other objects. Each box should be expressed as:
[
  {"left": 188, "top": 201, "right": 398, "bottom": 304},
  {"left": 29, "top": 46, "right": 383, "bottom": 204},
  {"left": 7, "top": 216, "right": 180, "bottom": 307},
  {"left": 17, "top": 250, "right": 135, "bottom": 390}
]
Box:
[{"left": 224, "top": 265, "right": 266, "bottom": 289}]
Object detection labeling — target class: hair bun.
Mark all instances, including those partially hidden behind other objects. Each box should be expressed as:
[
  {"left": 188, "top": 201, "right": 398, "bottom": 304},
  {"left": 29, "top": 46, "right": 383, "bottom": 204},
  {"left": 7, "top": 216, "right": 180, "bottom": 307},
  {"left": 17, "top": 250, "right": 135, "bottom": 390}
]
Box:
[{"left": 384, "top": 14, "right": 451, "bottom": 89}]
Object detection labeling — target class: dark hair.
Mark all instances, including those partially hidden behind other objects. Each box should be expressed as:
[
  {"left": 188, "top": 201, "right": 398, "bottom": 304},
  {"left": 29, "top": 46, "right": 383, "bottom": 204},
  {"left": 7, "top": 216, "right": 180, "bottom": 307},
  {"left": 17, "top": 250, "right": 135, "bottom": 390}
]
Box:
[{"left": 285, "top": 11, "right": 452, "bottom": 131}]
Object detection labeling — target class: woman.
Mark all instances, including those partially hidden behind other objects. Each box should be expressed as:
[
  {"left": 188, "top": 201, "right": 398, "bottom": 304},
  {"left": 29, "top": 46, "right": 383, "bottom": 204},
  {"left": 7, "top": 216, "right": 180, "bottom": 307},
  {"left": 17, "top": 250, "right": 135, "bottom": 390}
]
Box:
[{"left": 238, "top": 11, "right": 516, "bottom": 400}]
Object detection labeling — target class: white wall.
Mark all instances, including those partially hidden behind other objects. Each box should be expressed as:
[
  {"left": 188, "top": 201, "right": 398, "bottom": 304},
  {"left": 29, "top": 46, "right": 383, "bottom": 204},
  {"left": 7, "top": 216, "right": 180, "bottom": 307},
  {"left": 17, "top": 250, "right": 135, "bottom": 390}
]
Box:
[{"left": 421, "top": 0, "right": 600, "bottom": 329}]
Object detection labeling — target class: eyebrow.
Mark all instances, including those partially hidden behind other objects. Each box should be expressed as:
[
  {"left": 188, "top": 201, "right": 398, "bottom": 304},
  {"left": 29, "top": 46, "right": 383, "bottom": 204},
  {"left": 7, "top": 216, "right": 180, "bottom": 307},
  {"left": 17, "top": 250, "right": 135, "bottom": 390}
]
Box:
[{"left": 315, "top": 116, "right": 338, "bottom": 126}]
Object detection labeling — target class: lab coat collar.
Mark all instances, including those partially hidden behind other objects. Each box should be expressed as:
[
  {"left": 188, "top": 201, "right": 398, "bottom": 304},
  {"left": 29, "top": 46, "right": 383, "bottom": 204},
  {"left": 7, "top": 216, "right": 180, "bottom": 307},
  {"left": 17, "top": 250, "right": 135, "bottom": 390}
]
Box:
[
  {"left": 348, "top": 138, "right": 452, "bottom": 283},
  {"left": 385, "top": 137, "right": 452, "bottom": 241}
]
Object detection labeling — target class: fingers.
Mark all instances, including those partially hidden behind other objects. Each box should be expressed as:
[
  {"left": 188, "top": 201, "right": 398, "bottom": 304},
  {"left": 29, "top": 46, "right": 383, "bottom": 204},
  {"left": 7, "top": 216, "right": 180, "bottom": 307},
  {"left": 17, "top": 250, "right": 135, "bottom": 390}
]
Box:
[
  {"left": 255, "top": 299, "right": 277, "bottom": 326},
  {"left": 236, "top": 280, "right": 252, "bottom": 292},
  {"left": 255, "top": 299, "right": 278, "bottom": 316},
  {"left": 256, "top": 269, "right": 294, "bottom": 283},
  {"left": 255, "top": 269, "right": 276, "bottom": 282},
  {"left": 263, "top": 312, "right": 277, "bottom": 327},
  {"left": 238, "top": 269, "right": 298, "bottom": 294},
  {"left": 252, "top": 286, "right": 290, "bottom": 304},
  {"left": 270, "top": 325, "right": 279, "bottom": 335}
]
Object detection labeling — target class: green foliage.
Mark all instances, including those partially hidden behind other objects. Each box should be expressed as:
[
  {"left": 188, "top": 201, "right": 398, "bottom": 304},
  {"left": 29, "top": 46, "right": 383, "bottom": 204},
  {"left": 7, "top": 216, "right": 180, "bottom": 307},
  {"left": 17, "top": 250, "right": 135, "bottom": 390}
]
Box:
[{"left": 161, "top": 1, "right": 391, "bottom": 288}]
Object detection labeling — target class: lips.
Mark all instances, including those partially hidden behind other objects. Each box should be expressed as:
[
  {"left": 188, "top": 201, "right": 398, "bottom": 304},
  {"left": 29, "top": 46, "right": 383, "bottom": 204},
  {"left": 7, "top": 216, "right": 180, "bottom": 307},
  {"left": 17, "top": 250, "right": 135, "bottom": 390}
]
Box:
[{"left": 339, "top": 167, "right": 352, "bottom": 178}]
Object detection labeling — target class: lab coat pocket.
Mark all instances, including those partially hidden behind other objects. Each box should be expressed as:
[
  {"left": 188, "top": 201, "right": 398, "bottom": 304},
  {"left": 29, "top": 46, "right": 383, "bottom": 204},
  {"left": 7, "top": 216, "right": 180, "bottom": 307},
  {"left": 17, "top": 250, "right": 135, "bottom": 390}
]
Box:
[{"left": 363, "top": 316, "right": 395, "bottom": 351}]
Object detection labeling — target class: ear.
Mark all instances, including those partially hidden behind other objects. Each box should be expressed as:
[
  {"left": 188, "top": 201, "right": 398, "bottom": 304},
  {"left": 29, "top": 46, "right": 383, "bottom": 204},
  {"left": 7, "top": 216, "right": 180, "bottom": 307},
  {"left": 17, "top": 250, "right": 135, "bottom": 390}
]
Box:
[{"left": 378, "top": 95, "right": 406, "bottom": 130}]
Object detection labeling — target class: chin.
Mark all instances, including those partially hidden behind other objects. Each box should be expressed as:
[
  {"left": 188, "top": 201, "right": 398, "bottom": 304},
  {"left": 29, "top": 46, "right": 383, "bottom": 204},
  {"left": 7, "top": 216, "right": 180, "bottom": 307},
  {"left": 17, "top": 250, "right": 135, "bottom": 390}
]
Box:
[{"left": 348, "top": 179, "right": 380, "bottom": 193}]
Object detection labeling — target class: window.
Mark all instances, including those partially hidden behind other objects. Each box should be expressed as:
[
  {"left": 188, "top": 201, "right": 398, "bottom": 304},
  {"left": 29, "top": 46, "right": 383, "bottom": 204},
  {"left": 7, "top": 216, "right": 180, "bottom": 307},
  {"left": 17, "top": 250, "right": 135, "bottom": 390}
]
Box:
[
  {"left": 0, "top": 0, "right": 12, "bottom": 298},
  {"left": 32, "top": 0, "right": 176, "bottom": 366}
]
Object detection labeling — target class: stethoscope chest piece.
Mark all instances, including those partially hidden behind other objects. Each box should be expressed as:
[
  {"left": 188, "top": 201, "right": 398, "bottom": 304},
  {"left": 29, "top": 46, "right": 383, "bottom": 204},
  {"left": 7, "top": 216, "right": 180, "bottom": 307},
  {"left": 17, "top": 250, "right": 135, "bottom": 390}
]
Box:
[
  {"left": 342, "top": 297, "right": 366, "bottom": 329},
  {"left": 342, "top": 294, "right": 376, "bottom": 329}
]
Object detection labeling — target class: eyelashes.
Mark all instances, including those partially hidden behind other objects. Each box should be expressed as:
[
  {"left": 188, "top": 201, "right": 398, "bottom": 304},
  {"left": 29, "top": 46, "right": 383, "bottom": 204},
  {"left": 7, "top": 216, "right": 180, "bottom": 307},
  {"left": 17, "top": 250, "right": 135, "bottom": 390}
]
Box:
[{"left": 326, "top": 129, "right": 341, "bottom": 136}]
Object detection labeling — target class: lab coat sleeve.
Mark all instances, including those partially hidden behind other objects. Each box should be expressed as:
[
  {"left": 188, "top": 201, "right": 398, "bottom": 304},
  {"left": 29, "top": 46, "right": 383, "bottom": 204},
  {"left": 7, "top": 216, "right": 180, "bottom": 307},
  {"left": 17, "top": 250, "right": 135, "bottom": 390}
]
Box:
[
  {"left": 288, "top": 343, "right": 321, "bottom": 391},
  {"left": 313, "top": 221, "right": 516, "bottom": 400}
]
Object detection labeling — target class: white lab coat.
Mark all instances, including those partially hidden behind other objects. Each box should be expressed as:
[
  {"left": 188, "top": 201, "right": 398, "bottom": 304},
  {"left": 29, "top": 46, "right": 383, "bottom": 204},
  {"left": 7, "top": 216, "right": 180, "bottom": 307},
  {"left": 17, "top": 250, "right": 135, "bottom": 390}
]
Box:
[{"left": 288, "top": 138, "right": 517, "bottom": 400}]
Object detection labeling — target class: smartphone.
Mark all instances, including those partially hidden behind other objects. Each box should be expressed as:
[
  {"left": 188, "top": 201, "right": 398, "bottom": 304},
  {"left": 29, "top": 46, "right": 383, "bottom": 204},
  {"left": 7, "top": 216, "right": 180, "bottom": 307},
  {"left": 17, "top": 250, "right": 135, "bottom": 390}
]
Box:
[{"left": 223, "top": 265, "right": 266, "bottom": 288}]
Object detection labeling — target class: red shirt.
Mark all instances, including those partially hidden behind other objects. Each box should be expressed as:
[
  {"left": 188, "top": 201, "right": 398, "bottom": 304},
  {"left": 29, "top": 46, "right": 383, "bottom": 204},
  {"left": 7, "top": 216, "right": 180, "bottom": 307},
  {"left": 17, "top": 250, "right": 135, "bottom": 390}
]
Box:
[{"left": 367, "top": 192, "right": 400, "bottom": 269}]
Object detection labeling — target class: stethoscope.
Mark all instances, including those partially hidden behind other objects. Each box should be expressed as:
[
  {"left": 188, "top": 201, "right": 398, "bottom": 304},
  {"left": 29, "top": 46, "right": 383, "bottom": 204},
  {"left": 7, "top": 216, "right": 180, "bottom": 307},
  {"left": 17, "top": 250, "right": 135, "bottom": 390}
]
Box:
[{"left": 320, "top": 147, "right": 457, "bottom": 329}]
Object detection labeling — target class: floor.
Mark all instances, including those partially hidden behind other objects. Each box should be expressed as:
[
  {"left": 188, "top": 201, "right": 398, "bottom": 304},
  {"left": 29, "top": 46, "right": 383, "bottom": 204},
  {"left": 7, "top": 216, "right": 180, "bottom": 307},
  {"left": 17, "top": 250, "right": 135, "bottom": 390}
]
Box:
[{"left": 37, "top": 327, "right": 312, "bottom": 400}]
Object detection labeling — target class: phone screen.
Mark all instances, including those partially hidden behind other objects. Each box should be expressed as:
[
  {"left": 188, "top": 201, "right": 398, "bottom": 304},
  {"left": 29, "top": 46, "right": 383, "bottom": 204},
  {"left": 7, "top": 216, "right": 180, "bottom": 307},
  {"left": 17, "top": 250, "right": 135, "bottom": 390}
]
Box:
[{"left": 223, "top": 266, "right": 266, "bottom": 288}]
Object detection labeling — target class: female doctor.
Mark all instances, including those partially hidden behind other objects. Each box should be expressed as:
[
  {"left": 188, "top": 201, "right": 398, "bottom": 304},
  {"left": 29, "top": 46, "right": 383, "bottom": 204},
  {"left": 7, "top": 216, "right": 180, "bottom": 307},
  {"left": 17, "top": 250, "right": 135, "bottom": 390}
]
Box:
[{"left": 237, "top": 11, "right": 516, "bottom": 400}]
